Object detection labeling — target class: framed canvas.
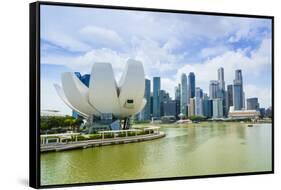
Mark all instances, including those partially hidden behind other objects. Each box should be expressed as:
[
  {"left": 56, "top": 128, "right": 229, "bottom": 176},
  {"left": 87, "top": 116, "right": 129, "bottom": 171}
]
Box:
[{"left": 29, "top": 1, "right": 274, "bottom": 188}]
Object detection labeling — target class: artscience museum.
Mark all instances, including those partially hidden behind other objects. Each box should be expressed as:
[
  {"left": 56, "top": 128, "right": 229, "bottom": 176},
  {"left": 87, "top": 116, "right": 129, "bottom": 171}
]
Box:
[{"left": 54, "top": 59, "right": 147, "bottom": 131}]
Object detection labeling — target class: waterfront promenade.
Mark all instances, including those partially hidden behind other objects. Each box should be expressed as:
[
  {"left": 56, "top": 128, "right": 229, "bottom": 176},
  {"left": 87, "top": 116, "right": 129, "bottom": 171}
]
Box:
[{"left": 41, "top": 131, "right": 165, "bottom": 152}]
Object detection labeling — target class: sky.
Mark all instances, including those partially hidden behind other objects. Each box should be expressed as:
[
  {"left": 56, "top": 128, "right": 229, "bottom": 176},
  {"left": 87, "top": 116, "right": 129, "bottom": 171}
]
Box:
[{"left": 40, "top": 5, "right": 272, "bottom": 115}]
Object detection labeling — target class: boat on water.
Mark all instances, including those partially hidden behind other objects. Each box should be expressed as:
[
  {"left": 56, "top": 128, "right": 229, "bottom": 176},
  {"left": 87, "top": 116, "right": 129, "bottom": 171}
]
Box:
[{"left": 247, "top": 124, "right": 253, "bottom": 127}]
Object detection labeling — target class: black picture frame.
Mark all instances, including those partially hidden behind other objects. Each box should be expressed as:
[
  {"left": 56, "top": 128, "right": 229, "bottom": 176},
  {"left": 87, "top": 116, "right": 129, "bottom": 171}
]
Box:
[{"left": 29, "top": 1, "right": 274, "bottom": 189}]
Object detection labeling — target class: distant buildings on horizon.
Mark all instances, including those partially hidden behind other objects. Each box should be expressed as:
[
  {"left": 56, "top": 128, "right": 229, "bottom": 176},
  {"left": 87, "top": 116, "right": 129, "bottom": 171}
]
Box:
[
  {"left": 71, "top": 68, "right": 271, "bottom": 120},
  {"left": 138, "top": 67, "right": 271, "bottom": 121}
]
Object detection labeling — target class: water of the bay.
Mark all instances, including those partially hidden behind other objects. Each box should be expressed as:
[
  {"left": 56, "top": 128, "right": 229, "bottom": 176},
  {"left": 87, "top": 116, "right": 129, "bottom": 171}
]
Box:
[{"left": 40, "top": 122, "right": 272, "bottom": 185}]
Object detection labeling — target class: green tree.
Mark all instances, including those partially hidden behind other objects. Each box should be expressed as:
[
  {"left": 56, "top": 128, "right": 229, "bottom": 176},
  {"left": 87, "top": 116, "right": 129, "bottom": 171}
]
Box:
[{"left": 188, "top": 115, "right": 207, "bottom": 122}]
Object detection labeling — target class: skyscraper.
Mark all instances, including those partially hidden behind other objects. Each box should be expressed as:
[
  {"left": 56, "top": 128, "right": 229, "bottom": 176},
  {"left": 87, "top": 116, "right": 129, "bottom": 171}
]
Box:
[
  {"left": 226, "top": 84, "right": 233, "bottom": 114},
  {"left": 247, "top": 98, "right": 260, "bottom": 110},
  {"left": 203, "top": 94, "right": 213, "bottom": 118},
  {"left": 188, "top": 98, "right": 195, "bottom": 117},
  {"left": 233, "top": 70, "right": 244, "bottom": 110},
  {"left": 209, "top": 80, "right": 219, "bottom": 99},
  {"left": 159, "top": 90, "right": 170, "bottom": 116},
  {"left": 175, "top": 84, "right": 181, "bottom": 118},
  {"left": 233, "top": 82, "right": 243, "bottom": 110},
  {"left": 180, "top": 73, "right": 188, "bottom": 116},
  {"left": 195, "top": 97, "right": 203, "bottom": 116},
  {"left": 194, "top": 87, "right": 203, "bottom": 116},
  {"left": 153, "top": 77, "right": 161, "bottom": 118},
  {"left": 140, "top": 79, "right": 151, "bottom": 120},
  {"left": 150, "top": 94, "right": 153, "bottom": 116},
  {"left": 235, "top": 69, "right": 243, "bottom": 81},
  {"left": 217, "top": 67, "right": 226, "bottom": 116},
  {"left": 195, "top": 87, "right": 203, "bottom": 98},
  {"left": 175, "top": 84, "right": 181, "bottom": 101},
  {"left": 188, "top": 72, "right": 195, "bottom": 101},
  {"left": 81, "top": 74, "right": 90, "bottom": 87},
  {"left": 212, "top": 98, "right": 223, "bottom": 118},
  {"left": 163, "top": 100, "right": 177, "bottom": 117},
  {"left": 218, "top": 67, "right": 225, "bottom": 91}
]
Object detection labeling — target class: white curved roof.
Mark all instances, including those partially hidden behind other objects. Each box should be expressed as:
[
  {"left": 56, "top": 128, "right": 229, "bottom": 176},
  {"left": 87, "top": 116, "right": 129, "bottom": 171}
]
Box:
[
  {"left": 89, "top": 62, "right": 120, "bottom": 116},
  {"left": 54, "top": 59, "right": 146, "bottom": 119},
  {"left": 118, "top": 59, "right": 146, "bottom": 117}
]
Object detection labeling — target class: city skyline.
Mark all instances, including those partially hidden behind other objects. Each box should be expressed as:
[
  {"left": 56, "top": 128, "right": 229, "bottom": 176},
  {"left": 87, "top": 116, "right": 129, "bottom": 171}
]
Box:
[{"left": 40, "top": 5, "right": 272, "bottom": 115}]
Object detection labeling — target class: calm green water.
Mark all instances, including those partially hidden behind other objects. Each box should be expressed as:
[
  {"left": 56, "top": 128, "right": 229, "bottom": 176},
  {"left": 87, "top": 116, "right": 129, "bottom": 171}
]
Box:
[{"left": 41, "top": 122, "right": 272, "bottom": 185}]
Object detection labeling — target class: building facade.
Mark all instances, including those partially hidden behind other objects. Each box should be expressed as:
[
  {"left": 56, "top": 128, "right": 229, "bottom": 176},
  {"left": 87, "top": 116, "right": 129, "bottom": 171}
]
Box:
[
  {"left": 188, "top": 98, "right": 195, "bottom": 117},
  {"left": 139, "top": 79, "right": 151, "bottom": 120},
  {"left": 159, "top": 90, "right": 170, "bottom": 116},
  {"left": 233, "top": 69, "right": 244, "bottom": 110},
  {"left": 195, "top": 97, "right": 203, "bottom": 116},
  {"left": 209, "top": 80, "right": 219, "bottom": 99},
  {"left": 212, "top": 98, "right": 223, "bottom": 118},
  {"left": 181, "top": 73, "right": 188, "bottom": 116},
  {"left": 228, "top": 106, "right": 260, "bottom": 119},
  {"left": 247, "top": 97, "right": 259, "bottom": 110},
  {"left": 163, "top": 100, "right": 177, "bottom": 117},
  {"left": 153, "top": 77, "right": 161, "bottom": 118},
  {"left": 188, "top": 72, "right": 196, "bottom": 101},
  {"left": 175, "top": 83, "right": 181, "bottom": 101},
  {"left": 226, "top": 84, "right": 233, "bottom": 114}
]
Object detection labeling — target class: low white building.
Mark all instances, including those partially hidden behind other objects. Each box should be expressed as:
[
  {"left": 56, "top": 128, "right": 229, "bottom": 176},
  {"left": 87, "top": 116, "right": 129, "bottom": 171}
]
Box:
[{"left": 228, "top": 106, "right": 260, "bottom": 119}]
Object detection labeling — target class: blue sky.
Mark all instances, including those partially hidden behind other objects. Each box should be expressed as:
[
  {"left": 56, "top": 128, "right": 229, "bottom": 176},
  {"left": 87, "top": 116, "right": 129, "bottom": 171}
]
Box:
[{"left": 40, "top": 5, "right": 272, "bottom": 115}]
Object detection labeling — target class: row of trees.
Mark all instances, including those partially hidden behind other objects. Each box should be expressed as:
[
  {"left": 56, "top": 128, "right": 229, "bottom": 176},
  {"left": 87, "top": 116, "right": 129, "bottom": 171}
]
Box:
[{"left": 40, "top": 116, "right": 84, "bottom": 132}]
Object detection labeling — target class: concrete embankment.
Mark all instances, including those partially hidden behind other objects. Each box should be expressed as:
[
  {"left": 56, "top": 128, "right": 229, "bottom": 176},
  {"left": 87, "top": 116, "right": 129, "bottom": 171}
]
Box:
[{"left": 41, "top": 132, "right": 165, "bottom": 152}]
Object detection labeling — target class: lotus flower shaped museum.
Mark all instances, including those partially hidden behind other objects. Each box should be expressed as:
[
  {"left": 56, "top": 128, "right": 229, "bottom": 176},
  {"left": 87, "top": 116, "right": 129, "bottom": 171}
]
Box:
[{"left": 54, "top": 59, "right": 146, "bottom": 129}]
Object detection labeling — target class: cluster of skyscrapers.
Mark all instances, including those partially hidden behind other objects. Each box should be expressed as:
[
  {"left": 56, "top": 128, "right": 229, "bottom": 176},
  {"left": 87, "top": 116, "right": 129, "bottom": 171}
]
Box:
[
  {"left": 71, "top": 69, "right": 270, "bottom": 120},
  {"left": 138, "top": 68, "right": 267, "bottom": 121}
]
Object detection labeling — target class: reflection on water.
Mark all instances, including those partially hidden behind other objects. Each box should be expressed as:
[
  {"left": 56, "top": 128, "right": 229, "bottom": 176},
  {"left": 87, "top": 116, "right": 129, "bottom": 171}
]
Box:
[{"left": 41, "top": 122, "right": 272, "bottom": 185}]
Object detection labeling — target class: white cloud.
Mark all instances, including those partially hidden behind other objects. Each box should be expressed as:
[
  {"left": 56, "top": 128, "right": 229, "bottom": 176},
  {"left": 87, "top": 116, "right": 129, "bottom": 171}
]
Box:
[
  {"left": 174, "top": 38, "right": 271, "bottom": 107},
  {"left": 40, "top": 6, "right": 272, "bottom": 113},
  {"left": 161, "top": 78, "right": 178, "bottom": 100},
  {"left": 79, "top": 26, "right": 125, "bottom": 48},
  {"left": 42, "top": 29, "right": 91, "bottom": 52},
  {"left": 200, "top": 45, "right": 229, "bottom": 58}
]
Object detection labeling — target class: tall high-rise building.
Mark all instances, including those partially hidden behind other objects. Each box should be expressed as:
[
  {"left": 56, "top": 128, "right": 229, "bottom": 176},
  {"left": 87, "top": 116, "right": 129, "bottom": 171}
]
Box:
[
  {"left": 233, "top": 82, "right": 243, "bottom": 110},
  {"left": 180, "top": 73, "right": 188, "bottom": 116},
  {"left": 209, "top": 80, "right": 219, "bottom": 99},
  {"left": 242, "top": 91, "right": 246, "bottom": 109},
  {"left": 194, "top": 87, "right": 203, "bottom": 116},
  {"left": 195, "top": 97, "right": 203, "bottom": 116},
  {"left": 233, "top": 70, "right": 244, "bottom": 110},
  {"left": 188, "top": 72, "right": 196, "bottom": 101},
  {"left": 226, "top": 84, "right": 233, "bottom": 114},
  {"left": 218, "top": 67, "right": 225, "bottom": 91},
  {"left": 175, "top": 84, "right": 181, "bottom": 118},
  {"left": 217, "top": 67, "right": 226, "bottom": 116},
  {"left": 153, "top": 77, "right": 161, "bottom": 118},
  {"left": 81, "top": 74, "right": 90, "bottom": 87},
  {"left": 150, "top": 94, "right": 153, "bottom": 116},
  {"left": 163, "top": 100, "right": 177, "bottom": 117},
  {"left": 159, "top": 90, "right": 170, "bottom": 116},
  {"left": 212, "top": 98, "right": 223, "bottom": 118},
  {"left": 140, "top": 79, "right": 151, "bottom": 120},
  {"left": 188, "top": 98, "right": 195, "bottom": 117},
  {"left": 247, "top": 98, "right": 260, "bottom": 110},
  {"left": 175, "top": 84, "right": 181, "bottom": 101},
  {"left": 235, "top": 69, "right": 243, "bottom": 81},
  {"left": 203, "top": 95, "right": 213, "bottom": 118},
  {"left": 195, "top": 87, "right": 203, "bottom": 98}
]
